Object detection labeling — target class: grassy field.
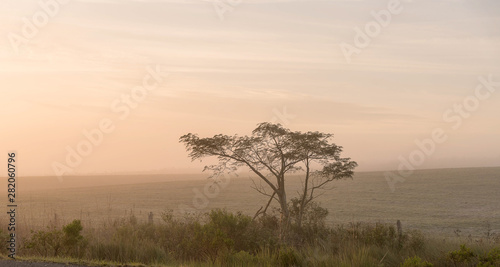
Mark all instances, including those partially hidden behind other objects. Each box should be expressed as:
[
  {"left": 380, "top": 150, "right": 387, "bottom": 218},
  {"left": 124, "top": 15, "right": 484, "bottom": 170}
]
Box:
[{"left": 6, "top": 166, "right": 499, "bottom": 241}]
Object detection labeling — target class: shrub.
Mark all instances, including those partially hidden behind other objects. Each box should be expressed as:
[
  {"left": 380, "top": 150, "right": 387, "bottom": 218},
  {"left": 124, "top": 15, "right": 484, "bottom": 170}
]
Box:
[
  {"left": 479, "top": 247, "right": 500, "bottom": 267},
  {"left": 448, "top": 244, "right": 477, "bottom": 265},
  {"left": 62, "top": 220, "right": 86, "bottom": 256},
  {"left": 193, "top": 221, "right": 233, "bottom": 262},
  {"left": 24, "top": 220, "right": 86, "bottom": 257},
  {"left": 24, "top": 227, "right": 63, "bottom": 257},
  {"left": 198, "top": 209, "right": 279, "bottom": 255},
  {"left": 206, "top": 209, "right": 251, "bottom": 251}
]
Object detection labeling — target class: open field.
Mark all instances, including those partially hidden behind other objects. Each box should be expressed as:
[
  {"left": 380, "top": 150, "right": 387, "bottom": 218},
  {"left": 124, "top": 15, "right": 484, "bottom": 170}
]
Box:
[{"left": 4, "top": 167, "right": 500, "bottom": 239}]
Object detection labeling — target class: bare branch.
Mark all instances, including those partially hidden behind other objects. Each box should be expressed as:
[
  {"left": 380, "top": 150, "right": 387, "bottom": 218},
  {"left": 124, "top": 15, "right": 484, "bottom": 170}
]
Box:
[{"left": 253, "top": 191, "right": 277, "bottom": 220}]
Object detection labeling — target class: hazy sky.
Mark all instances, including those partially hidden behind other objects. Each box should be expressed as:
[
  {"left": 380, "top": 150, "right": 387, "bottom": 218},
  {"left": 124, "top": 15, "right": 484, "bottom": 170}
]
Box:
[{"left": 1, "top": 0, "right": 499, "bottom": 176}]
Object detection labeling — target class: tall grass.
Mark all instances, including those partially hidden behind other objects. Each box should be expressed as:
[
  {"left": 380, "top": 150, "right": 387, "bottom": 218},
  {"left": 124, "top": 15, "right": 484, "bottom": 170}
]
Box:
[{"left": 1, "top": 209, "right": 499, "bottom": 266}]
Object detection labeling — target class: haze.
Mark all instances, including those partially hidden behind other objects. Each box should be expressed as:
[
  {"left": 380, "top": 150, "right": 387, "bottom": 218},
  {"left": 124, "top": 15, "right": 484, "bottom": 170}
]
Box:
[{"left": 1, "top": 0, "right": 499, "bottom": 176}]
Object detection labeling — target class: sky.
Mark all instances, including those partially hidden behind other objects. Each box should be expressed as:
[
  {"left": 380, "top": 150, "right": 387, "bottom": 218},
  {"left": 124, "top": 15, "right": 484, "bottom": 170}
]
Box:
[{"left": 1, "top": 0, "right": 499, "bottom": 177}]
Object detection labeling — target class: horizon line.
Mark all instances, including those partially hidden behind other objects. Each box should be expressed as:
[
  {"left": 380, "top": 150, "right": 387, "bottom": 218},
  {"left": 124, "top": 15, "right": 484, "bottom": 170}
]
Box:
[{"left": 7, "top": 165, "right": 500, "bottom": 179}]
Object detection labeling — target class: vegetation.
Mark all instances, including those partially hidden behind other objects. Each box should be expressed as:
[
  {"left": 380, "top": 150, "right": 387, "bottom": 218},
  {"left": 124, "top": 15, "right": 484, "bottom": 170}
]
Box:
[
  {"left": 3, "top": 208, "right": 497, "bottom": 266},
  {"left": 24, "top": 219, "right": 86, "bottom": 257},
  {"left": 445, "top": 244, "right": 500, "bottom": 267}
]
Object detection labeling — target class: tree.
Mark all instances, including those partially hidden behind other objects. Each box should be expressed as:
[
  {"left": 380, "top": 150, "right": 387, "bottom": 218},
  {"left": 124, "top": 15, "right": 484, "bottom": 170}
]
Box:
[{"left": 179, "top": 122, "right": 357, "bottom": 234}]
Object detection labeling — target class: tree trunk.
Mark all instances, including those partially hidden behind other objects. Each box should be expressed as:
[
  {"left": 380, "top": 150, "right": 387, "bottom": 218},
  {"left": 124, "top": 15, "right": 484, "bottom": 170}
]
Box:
[
  {"left": 297, "top": 161, "right": 310, "bottom": 228},
  {"left": 277, "top": 187, "right": 290, "bottom": 241}
]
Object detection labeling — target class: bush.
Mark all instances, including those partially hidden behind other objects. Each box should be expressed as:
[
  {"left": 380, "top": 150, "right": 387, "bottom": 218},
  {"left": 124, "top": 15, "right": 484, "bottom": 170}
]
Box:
[
  {"left": 448, "top": 244, "right": 477, "bottom": 265},
  {"left": 207, "top": 209, "right": 251, "bottom": 251},
  {"left": 156, "top": 209, "right": 264, "bottom": 261},
  {"left": 62, "top": 220, "right": 86, "bottom": 257},
  {"left": 24, "top": 220, "right": 86, "bottom": 257},
  {"left": 479, "top": 247, "right": 500, "bottom": 267},
  {"left": 24, "top": 227, "right": 63, "bottom": 257}
]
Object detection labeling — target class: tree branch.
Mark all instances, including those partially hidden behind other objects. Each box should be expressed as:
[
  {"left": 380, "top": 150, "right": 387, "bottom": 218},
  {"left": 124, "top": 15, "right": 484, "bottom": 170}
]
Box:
[{"left": 253, "top": 191, "right": 277, "bottom": 220}]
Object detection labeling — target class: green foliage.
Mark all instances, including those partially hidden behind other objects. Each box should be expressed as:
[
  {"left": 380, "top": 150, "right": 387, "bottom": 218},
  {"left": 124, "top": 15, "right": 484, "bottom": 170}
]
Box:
[
  {"left": 207, "top": 209, "right": 279, "bottom": 254},
  {"left": 25, "top": 227, "right": 63, "bottom": 257},
  {"left": 24, "top": 220, "right": 85, "bottom": 257},
  {"left": 448, "top": 244, "right": 477, "bottom": 265},
  {"left": 206, "top": 210, "right": 250, "bottom": 250},
  {"left": 478, "top": 247, "right": 500, "bottom": 267},
  {"left": 401, "top": 256, "right": 433, "bottom": 267},
  {"left": 62, "top": 220, "right": 86, "bottom": 256}
]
